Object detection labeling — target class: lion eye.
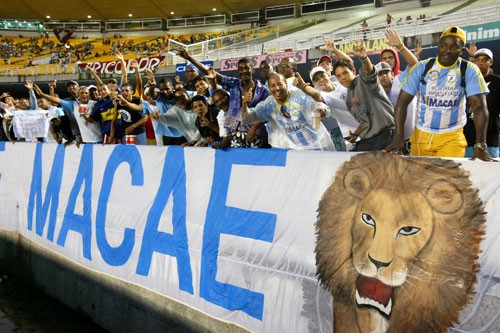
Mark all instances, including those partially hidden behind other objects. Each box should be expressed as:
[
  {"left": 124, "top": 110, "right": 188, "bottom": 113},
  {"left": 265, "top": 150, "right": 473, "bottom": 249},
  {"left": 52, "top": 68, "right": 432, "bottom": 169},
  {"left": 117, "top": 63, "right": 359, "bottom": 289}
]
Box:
[
  {"left": 361, "top": 213, "right": 375, "bottom": 227},
  {"left": 398, "top": 226, "right": 421, "bottom": 236}
]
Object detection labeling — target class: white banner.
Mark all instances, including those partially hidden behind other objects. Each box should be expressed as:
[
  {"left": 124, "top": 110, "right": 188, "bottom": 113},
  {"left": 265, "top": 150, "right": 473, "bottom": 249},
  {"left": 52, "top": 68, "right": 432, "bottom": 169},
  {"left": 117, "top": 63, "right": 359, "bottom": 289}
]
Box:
[
  {"left": 80, "top": 56, "right": 165, "bottom": 74},
  {"left": 11, "top": 110, "right": 49, "bottom": 139},
  {"left": 0, "top": 143, "right": 498, "bottom": 332}
]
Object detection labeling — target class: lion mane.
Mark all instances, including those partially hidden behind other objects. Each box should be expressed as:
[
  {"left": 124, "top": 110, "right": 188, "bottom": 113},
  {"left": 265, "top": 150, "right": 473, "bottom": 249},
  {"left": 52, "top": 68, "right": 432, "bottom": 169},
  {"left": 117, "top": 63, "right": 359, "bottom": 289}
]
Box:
[{"left": 315, "top": 152, "right": 485, "bottom": 333}]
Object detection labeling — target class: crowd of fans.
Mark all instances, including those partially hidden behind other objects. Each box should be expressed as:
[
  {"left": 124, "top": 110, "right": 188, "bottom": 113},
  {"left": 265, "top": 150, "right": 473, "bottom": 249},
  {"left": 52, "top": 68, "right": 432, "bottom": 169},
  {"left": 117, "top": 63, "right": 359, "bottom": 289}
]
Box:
[
  {"left": 0, "top": 26, "right": 265, "bottom": 68},
  {"left": 0, "top": 26, "right": 498, "bottom": 162}
]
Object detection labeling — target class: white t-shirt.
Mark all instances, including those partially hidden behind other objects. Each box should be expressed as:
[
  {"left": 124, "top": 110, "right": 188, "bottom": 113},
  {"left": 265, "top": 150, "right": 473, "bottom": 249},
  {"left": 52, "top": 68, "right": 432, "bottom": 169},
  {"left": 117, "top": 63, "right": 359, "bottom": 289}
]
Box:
[
  {"left": 60, "top": 99, "right": 102, "bottom": 143},
  {"left": 321, "top": 86, "right": 359, "bottom": 137}
]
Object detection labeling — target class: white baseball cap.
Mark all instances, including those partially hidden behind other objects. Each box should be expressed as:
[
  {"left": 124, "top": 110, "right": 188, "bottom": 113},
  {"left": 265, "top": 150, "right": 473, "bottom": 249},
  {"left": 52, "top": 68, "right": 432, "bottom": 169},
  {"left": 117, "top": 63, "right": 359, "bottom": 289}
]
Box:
[
  {"left": 310, "top": 66, "right": 327, "bottom": 82},
  {"left": 475, "top": 48, "right": 493, "bottom": 61}
]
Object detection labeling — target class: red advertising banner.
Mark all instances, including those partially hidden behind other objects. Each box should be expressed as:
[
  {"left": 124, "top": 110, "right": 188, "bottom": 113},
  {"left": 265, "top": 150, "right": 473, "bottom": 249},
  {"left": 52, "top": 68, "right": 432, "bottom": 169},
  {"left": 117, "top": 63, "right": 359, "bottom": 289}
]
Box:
[
  {"left": 79, "top": 56, "right": 165, "bottom": 74},
  {"left": 219, "top": 50, "right": 307, "bottom": 72}
]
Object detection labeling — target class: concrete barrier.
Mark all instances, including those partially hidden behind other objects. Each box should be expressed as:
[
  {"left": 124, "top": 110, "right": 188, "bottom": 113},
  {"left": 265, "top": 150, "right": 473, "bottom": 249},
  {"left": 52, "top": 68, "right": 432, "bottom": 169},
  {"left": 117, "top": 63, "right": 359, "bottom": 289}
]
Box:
[{"left": 0, "top": 229, "right": 250, "bottom": 333}]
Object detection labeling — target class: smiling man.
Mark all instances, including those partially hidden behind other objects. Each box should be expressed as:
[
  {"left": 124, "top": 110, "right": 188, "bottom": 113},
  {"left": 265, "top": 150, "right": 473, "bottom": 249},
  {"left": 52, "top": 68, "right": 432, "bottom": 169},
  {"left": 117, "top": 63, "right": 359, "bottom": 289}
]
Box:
[
  {"left": 241, "top": 73, "right": 335, "bottom": 150},
  {"left": 385, "top": 26, "right": 494, "bottom": 161}
]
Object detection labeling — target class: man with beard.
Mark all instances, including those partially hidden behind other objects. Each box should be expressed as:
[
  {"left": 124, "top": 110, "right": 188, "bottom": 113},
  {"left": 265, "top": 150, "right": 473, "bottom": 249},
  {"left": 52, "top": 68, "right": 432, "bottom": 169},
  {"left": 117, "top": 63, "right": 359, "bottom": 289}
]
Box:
[
  {"left": 241, "top": 73, "right": 334, "bottom": 150},
  {"left": 385, "top": 26, "right": 494, "bottom": 161}
]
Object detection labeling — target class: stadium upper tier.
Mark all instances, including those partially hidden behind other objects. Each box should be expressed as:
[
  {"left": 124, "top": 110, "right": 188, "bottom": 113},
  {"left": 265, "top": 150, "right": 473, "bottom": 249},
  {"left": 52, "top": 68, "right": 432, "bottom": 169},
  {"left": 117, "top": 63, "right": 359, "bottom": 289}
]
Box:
[{"left": 0, "top": 0, "right": 498, "bottom": 78}]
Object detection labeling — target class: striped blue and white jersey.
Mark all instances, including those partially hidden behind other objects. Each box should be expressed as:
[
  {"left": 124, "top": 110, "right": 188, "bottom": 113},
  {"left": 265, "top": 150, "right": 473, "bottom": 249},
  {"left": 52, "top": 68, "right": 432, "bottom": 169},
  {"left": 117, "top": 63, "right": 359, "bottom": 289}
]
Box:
[
  {"left": 244, "top": 90, "right": 335, "bottom": 150},
  {"left": 401, "top": 58, "right": 488, "bottom": 133}
]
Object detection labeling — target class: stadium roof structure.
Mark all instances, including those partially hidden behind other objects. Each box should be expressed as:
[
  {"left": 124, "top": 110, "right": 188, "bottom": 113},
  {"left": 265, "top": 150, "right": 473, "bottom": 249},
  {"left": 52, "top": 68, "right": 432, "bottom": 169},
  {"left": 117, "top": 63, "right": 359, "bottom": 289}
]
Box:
[{"left": 2, "top": 0, "right": 301, "bottom": 21}]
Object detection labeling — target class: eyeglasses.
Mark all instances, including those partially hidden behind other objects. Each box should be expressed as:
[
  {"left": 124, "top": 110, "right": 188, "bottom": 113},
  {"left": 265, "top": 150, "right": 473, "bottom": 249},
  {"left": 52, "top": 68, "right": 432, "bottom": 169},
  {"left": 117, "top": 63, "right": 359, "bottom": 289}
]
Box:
[
  {"left": 280, "top": 105, "right": 291, "bottom": 119},
  {"left": 278, "top": 65, "right": 291, "bottom": 69}
]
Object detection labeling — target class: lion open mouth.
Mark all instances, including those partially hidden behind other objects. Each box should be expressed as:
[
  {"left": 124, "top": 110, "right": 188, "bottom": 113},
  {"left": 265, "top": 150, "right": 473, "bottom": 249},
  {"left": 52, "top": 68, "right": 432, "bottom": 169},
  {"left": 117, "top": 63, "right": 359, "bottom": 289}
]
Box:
[{"left": 355, "top": 275, "right": 393, "bottom": 317}]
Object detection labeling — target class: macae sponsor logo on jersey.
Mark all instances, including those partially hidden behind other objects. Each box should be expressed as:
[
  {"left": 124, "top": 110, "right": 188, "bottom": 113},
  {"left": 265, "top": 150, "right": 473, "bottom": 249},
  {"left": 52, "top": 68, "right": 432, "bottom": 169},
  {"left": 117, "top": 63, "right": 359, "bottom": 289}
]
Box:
[{"left": 425, "top": 97, "right": 459, "bottom": 108}]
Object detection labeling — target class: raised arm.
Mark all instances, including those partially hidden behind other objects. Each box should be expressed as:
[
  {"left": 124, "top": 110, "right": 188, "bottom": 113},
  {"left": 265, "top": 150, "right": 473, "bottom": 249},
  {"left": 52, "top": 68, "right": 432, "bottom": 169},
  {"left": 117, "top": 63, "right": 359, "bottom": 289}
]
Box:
[
  {"left": 115, "top": 95, "right": 143, "bottom": 112},
  {"left": 323, "top": 36, "right": 354, "bottom": 63},
  {"left": 86, "top": 65, "right": 104, "bottom": 86},
  {"left": 293, "top": 72, "right": 324, "bottom": 103},
  {"left": 48, "top": 79, "right": 57, "bottom": 97},
  {"left": 25, "top": 80, "right": 37, "bottom": 110},
  {"left": 145, "top": 69, "right": 159, "bottom": 99},
  {"left": 413, "top": 43, "right": 423, "bottom": 60},
  {"left": 130, "top": 59, "right": 143, "bottom": 99},
  {"left": 115, "top": 51, "right": 128, "bottom": 84},
  {"left": 241, "top": 88, "right": 252, "bottom": 122},
  {"left": 33, "top": 84, "right": 61, "bottom": 105},
  {"left": 206, "top": 67, "right": 218, "bottom": 91},
  {"left": 385, "top": 28, "right": 418, "bottom": 69},
  {"left": 466, "top": 42, "right": 477, "bottom": 61},
  {"left": 352, "top": 40, "right": 373, "bottom": 75},
  {"left": 241, "top": 87, "right": 262, "bottom": 124},
  {"left": 178, "top": 47, "right": 223, "bottom": 81}
]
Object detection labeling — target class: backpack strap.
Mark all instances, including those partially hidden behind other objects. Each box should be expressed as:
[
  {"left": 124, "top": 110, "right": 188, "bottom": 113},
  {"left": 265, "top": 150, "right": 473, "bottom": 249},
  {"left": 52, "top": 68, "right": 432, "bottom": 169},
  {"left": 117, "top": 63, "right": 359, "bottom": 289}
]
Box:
[
  {"left": 420, "top": 57, "right": 468, "bottom": 94},
  {"left": 460, "top": 58, "right": 469, "bottom": 96},
  {"left": 420, "top": 57, "right": 436, "bottom": 85}
]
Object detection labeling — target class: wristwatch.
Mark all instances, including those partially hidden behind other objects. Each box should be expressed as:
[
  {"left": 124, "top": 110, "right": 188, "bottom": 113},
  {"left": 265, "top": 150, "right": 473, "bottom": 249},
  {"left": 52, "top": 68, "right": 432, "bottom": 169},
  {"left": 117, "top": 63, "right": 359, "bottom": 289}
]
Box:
[{"left": 474, "top": 142, "right": 487, "bottom": 150}]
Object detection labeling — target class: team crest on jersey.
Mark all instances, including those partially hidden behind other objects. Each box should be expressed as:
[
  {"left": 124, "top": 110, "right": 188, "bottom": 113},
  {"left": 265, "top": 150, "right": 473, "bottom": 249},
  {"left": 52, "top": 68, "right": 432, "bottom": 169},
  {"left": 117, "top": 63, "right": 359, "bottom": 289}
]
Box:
[
  {"left": 447, "top": 71, "right": 457, "bottom": 84},
  {"left": 427, "top": 70, "right": 439, "bottom": 81},
  {"left": 118, "top": 109, "right": 132, "bottom": 122}
]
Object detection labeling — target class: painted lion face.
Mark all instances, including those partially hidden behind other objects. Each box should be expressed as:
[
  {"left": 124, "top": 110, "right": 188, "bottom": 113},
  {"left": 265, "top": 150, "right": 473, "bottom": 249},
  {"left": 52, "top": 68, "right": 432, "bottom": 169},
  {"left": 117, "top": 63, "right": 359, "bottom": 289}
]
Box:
[
  {"left": 351, "top": 188, "right": 433, "bottom": 317},
  {"left": 316, "top": 153, "right": 486, "bottom": 332}
]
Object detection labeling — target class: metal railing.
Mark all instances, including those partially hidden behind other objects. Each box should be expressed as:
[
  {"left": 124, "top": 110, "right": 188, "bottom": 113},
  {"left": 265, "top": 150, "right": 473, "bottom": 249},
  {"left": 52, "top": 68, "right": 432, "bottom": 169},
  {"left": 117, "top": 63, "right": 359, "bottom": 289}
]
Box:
[
  {"left": 1, "top": 4, "right": 499, "bottom": 77},
  {"left": 164, "top": 4, "right": 499, "bottom": 66}
]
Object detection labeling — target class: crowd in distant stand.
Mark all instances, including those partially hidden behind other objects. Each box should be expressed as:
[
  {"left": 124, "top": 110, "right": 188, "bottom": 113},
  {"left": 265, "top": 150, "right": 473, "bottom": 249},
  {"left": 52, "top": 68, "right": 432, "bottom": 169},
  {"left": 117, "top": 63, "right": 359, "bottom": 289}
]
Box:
[
  {"left": 0, "top": 26, "right": 256, "bottom": 68},
  {"left": 0, "top": 26, "right": 498, "bottom": 162}
]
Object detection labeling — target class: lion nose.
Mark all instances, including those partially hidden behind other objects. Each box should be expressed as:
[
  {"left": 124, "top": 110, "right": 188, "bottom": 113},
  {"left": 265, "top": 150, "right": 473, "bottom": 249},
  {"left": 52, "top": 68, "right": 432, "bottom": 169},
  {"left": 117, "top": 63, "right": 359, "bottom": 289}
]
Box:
[{"left": 368, "top": 254, "right": 392, "bottom": 270}]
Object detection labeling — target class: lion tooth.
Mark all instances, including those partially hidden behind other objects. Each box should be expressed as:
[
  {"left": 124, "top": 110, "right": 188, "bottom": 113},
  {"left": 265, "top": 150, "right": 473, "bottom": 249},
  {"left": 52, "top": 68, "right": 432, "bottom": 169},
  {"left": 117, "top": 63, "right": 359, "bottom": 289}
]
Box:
[{"left": 355, "top": 290, "right": 392, "bottom": 316}]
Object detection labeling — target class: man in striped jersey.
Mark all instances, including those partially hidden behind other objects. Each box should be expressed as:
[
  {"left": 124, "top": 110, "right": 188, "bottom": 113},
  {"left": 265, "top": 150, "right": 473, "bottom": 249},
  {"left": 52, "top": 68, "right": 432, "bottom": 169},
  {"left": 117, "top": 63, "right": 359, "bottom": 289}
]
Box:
[
  {"left": 385, "top": 26, "right": 495, "bottom": 161},
  {"left": 241, "top": 73, "right": 335, "bottom": 151}
]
